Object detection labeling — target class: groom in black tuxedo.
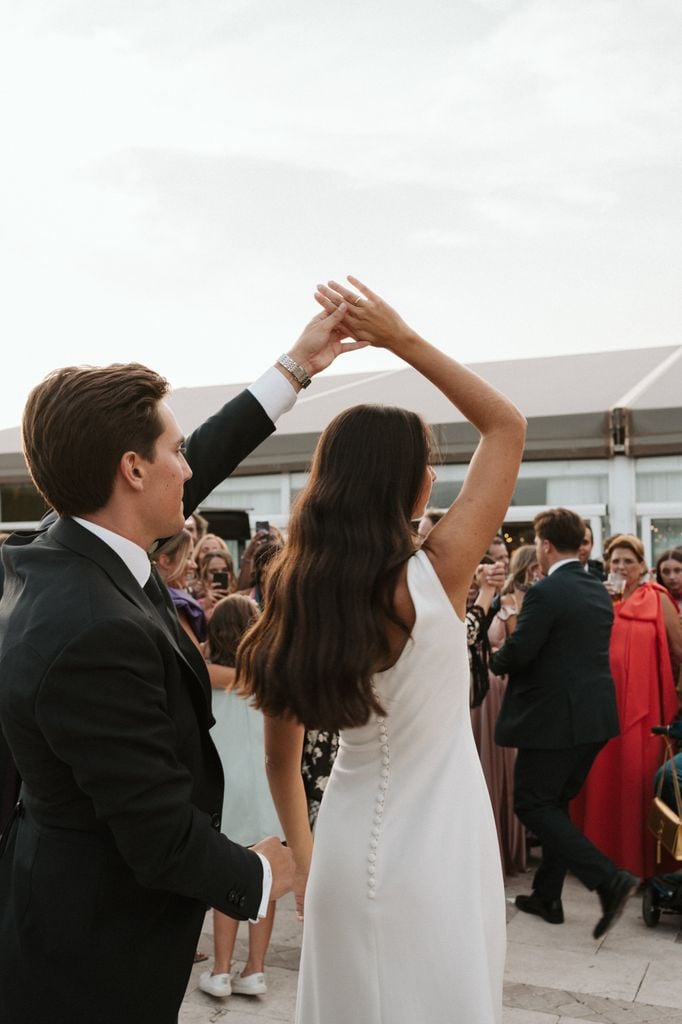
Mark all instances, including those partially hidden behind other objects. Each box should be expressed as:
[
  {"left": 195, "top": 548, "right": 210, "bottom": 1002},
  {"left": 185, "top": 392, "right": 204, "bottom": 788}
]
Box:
[
  {"left": 492, "top": 508, "right": 638, "bottom": 938},
  {"left": 0, "top": 301, "right": 358, "bottom": 1024}
]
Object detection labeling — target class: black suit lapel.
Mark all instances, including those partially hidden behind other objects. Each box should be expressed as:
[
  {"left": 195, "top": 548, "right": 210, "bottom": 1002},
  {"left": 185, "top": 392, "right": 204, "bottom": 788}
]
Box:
[
  {"left": 49, "top": 517, "right": 149, "bottom": 609},
  {"left": 48, "top": 518, "right": 208, "bottom": 695}
]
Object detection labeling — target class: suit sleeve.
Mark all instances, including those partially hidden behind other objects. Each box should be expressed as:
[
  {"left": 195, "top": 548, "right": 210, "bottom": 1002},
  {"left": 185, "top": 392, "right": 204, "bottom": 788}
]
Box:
[
  {"left": 182, "top": 389, "right": 276, "bottom": 516},
  {"left": 35, "top": 618, "right": 263, "bottom": 920},
  {"left": 489, "top": 584, "right": 556, "bottom": 678}
]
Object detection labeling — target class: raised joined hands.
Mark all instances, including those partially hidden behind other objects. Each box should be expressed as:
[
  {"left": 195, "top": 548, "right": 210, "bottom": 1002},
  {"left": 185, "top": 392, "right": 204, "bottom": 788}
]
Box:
[
  {"left": 315, "top": 276, "right": 415, "bottom": 351},
  {"left": 288, "top": 299, "right": 368, "bottom": 378}
]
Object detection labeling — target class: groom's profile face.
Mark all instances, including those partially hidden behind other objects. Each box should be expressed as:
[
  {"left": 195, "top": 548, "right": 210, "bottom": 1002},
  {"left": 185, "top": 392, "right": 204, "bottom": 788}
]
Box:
[{"left": 138, "top": 402, "right": 193, "bottom": 539}]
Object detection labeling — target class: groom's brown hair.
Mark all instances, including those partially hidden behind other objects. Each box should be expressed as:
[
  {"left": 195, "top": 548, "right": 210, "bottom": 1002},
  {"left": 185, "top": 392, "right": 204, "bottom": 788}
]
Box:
[{"left": 23, "top": 363, "right": 169, "bottom": 518}]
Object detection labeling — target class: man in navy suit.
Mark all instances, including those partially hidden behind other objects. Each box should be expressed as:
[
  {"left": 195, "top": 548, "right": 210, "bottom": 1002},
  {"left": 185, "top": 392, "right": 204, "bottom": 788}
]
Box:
[
  {"left": 0, "top": 299, "right": 360, "bottom": 1024},
  {"left": 492, "top": 508, "right": 638, "bottom": 938}
]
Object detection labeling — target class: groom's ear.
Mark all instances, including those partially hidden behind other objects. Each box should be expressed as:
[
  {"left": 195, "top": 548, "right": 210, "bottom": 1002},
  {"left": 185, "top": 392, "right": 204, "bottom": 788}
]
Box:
[{"left": 118, "top": 451, "right": 146, "bottom": 493}]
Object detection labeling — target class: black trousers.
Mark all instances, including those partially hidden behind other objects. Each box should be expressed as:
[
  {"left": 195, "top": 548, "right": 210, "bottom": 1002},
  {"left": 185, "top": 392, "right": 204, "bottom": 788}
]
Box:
[{"left": 514, "top": 743, "right": 617, "bottom": 900}]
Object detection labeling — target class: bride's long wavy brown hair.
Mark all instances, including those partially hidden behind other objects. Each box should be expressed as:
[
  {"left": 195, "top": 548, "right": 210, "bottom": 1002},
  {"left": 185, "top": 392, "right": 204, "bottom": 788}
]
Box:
[{"left": 236, "top": 404, "right": 432, "bottom": 730}]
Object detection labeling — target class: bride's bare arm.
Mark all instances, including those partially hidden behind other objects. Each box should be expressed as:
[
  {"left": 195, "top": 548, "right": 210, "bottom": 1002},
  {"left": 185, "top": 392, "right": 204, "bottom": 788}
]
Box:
[
  {"left": 263, "top": 715, "right": 312, "bottom": 919},
  {"left": 316, "top": 277, "right": 526, "bottom": 617}
]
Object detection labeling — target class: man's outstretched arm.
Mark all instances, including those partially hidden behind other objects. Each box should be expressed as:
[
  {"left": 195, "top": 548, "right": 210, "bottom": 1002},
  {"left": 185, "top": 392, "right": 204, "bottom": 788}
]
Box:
[{"left": 182, "top": 300, "right": 365, "bottom": 513}]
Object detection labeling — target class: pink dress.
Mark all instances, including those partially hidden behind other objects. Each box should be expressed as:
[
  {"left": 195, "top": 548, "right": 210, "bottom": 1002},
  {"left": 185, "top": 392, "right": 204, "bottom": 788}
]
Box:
[{"left": 471, "top": 603, "right": 527, "bottom": 876}]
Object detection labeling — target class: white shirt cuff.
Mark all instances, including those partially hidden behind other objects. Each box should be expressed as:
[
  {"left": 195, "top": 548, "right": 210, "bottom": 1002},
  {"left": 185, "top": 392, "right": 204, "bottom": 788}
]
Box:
[
  {"left": 248, "top": 366, "right": 297, "bottom": 424},
  {"left": 251, "top": 852, "right": 273, "bottom": 921}
]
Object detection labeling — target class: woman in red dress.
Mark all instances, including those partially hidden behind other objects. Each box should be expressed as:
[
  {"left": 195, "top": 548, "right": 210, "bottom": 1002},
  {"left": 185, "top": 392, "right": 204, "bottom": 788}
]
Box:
[{"left": 572, "top": 534, "right": 682, "bottom": 879}]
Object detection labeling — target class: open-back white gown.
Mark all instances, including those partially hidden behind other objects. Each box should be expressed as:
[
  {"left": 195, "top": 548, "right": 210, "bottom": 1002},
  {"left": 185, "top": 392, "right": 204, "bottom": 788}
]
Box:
[{"left": 296, "top": 549, "right": 505, "bottom": 1024}]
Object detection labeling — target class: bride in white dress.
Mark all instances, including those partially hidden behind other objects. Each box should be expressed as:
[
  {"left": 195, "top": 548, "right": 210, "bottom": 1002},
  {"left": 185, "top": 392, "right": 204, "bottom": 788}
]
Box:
[{"left": 236, "top": 277, "right": 526, "bottom": 1024}]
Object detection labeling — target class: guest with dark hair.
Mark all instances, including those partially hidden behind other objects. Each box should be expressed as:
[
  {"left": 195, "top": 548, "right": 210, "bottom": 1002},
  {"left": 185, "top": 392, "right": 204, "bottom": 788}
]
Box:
[
  {"left": 493, "top": 508, "right": 635, "bottom": 937},
  {"left": 250, "top": 539, "right": 283, "bottom": 608},
  {"left": 488, "top": 534, "right": 510, "bottom": 573},
  {"left": 466, "top": 560, "right": 505, "bottom": 707},
  {"left": 235, "top": 526, "right": 285, "bottom": 593},
  {"left": 417, "top": 508, "right": 444, "bottom": 540},
  {"left": 656, "top": 547, "right": 682, "bottom": 614},
  {"left": 577, "top": 523, "right": 605, "bottom": 580}
]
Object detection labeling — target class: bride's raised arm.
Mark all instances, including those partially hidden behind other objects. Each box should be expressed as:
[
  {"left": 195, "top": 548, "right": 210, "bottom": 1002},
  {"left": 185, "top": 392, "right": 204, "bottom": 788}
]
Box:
[{"left": 317, "top": 276, "right": 527, "bottom": 617}]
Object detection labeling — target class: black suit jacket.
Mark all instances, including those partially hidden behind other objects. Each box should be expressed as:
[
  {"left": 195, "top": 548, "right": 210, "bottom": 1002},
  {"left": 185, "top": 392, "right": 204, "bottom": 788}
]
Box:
[
  {"left": 0, "top": 389, "right": 274, "bottom": 1024},
  {"left": 492, "top": 561, "right": 619, "bottom": 750}
]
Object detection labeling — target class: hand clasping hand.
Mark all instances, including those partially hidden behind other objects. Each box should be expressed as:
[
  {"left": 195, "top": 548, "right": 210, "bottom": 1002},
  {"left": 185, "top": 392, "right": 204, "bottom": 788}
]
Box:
[
  {"left": 251, "top": 835, "right": 296, "bottom": 901},
  {"left": 287, "top": 298, "right": 369, "bottom": 380},
  {"left": 315, "top": 276, "right": 415, "bottom": 351}
]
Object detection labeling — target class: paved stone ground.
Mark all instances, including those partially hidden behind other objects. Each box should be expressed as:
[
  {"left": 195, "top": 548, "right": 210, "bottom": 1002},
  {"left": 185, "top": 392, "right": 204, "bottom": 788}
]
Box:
[{"left": 182, "top": 868, "right": 682, "bottom": 1023}]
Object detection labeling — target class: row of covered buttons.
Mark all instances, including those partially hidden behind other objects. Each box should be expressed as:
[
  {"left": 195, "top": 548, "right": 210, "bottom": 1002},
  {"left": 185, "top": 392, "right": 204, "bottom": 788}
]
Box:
[{"left": 368, "top": 709, "right": 390, "bottom": 900}]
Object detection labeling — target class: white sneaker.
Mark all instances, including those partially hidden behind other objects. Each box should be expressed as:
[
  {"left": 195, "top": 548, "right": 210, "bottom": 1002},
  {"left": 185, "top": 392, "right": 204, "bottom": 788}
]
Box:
[
  {"left": 231, "top": 970, "right": 267, "bottom": 995},
  {"left": 198, "top": 971, "right": 232, "bottom": 998}
]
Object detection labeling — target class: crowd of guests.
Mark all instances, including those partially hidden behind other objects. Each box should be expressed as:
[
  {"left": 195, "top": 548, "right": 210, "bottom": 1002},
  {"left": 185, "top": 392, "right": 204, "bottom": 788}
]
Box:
[
  {"left": 460, "top": 524, "right": 682, "bottom": 882},
  {"left": 168, "top": 513, "right": 682, "bottom": 984},
  {"left": 6, "top": 505, "right": 678, "bottom": 1004},
  {"left": 0, "top": 482, "right": 679, "bottom": 1013}
]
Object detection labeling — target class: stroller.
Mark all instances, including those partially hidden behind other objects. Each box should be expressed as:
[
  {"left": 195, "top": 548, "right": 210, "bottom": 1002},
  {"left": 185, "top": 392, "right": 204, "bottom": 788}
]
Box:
[{"left": 642, "top": 721, "right": 682, "bottom": 927}]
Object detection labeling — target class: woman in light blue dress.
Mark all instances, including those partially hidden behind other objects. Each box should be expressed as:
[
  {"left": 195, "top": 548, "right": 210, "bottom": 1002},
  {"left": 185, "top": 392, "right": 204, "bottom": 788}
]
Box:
[{"left": 199, "top": 595, "right": 283, "bottom": 1001}]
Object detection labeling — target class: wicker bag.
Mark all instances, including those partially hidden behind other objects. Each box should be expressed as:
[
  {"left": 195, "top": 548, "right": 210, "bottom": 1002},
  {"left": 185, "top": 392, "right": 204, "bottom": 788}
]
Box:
[{"left": 647, "top": 737, "right": 682, "bottom": 863}]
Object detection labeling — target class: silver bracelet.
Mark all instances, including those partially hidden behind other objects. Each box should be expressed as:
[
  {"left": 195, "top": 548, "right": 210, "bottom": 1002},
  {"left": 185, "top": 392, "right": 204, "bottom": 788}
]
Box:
[{"left": 278, "top": 353, "right": 312, "bottom": 389}]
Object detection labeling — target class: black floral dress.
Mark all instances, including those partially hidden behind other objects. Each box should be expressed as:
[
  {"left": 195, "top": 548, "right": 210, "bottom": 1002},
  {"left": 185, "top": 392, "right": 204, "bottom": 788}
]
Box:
[{"left": 301, "top": 730, "right": 340, "bottom": 829}]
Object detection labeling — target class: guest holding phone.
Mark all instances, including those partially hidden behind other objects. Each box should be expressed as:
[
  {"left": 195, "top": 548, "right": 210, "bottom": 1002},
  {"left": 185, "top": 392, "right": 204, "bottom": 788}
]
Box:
[{"left": 197, "top": 550, "right": 235, "bottom": 617}]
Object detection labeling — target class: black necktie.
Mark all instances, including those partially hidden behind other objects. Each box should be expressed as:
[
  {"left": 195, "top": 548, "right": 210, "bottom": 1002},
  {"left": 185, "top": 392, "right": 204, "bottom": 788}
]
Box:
[
  {"left": 143, "top": 569, "right": 165, "bottom": 609},
  {"left": 143, "top": 569, "right": 182, "bottom": 641}
]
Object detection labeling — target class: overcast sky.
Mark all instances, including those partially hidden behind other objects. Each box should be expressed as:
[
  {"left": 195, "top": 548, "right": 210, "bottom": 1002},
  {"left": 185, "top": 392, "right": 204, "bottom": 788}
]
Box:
[{"left": 1, "top": 0, "right": 680, "bottom": 429}]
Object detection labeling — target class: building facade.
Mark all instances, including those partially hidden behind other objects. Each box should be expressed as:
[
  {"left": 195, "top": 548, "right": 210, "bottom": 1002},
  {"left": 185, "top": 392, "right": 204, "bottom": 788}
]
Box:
[{"left": 1, "top": 346, "right": 680, "bottom": 564}]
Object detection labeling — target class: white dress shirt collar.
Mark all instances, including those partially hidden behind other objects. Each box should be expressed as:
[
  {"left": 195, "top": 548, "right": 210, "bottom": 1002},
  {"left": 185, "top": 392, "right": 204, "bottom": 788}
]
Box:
[
  {"left": 72, "top": 517, "right": 151, "bottom": 587},
  {"left": 548, "top": 557, "right": 580, "bottom": 576}
]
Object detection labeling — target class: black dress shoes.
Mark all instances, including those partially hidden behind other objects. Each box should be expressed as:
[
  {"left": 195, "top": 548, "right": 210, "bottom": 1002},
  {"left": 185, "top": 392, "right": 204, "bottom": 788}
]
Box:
[
  {"left": 515, "top": 892, "right": 564, "bottom": 924},
  {"left": 593, "top": 869, "right": 640, "bottom": 939}
]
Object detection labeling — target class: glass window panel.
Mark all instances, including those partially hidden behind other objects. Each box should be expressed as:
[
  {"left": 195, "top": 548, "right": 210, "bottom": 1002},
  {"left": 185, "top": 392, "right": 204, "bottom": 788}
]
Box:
[
  {"left": 636, "top": 456, "right": 682, "bottom": 502},
  {"left": 636, "top": 473, "right": 682, "bottom": 502},
  {"left": 511, "top": 479, "right": 546, "bottom": 506},
  {"left": 650, "top": 518, "right": 682, "bottom": 560},
  {"left": 546, "top": 476, "right": 607, "bottom": 504}
]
